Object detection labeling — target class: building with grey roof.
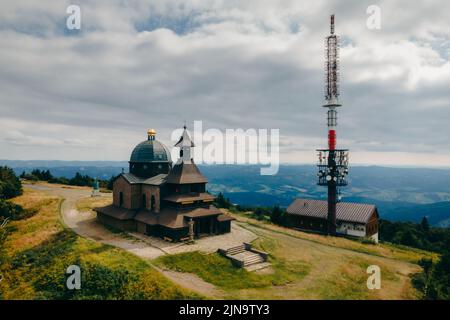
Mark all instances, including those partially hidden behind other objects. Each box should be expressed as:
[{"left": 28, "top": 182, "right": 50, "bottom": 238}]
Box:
[{"left": 286, "top": 199, "right": 379, "bottom": 242}]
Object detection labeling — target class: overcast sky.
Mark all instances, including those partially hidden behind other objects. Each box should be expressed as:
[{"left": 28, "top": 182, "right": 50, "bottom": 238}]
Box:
[{"left": 0, "top": 0, "right": 449, "bottom": 167}]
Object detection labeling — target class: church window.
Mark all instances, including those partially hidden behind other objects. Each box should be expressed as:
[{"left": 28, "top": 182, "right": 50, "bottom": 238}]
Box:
[
  {"left": 151, "top": 195, "right": 155, "bottom": 211},
  {"left": 142, "top": 194, "right": 146, "bottom": 208},
  {"left": 119, "top": 192, "right": 124, "bottom": 207}
]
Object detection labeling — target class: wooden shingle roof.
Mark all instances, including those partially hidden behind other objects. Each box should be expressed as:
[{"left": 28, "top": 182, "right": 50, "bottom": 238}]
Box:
[
  {"left": 134, "top": 205, "right": 231, "bottom": 229},
  {"left": 163, "top": 192, "right": 215, "bottom": 203},
  {"left": 121, "top": 173, "right": 167, "bottom": 185},
  {"left": 286, "top": 199, "right": 378, "bottom": 224},
  {"left": 165, "top": 161, "right": 207, "bottom": 184},
  {"left": 94, "top": 205, "right": 137, "bottom": 220}
]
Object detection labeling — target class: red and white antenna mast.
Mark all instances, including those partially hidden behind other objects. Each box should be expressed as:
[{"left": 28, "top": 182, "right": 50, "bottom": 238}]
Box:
[
  {"left": 317, "top": 15, "right": 349, "bottom": 235},
  {"left": 324, "top": 14, "right": 340, "bottom": 150}
]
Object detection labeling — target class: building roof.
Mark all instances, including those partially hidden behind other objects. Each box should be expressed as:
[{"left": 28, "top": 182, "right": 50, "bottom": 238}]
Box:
[
  {"left": 165, "top": 160, "right": 208, "bottom": 184},
  {"left": 121, "top": 173, "right": 167, "bottom": 185},
  {"left": 135, "top": 208, "right": 187, "bottom": 228},
  {"left": 183, "top": 206, "right": 223, "bottom": 219},
  {"left": 130, "top": 138, "right": 172, "bottom": 163},
  {"left": 94, "top": 205, "right": 137, "bottom": 220},
  {"left": 286, "top": 199, "right": 378, "bottom": 224},
  {"left": 217, "top": 214, "right": 235, "bottom": 222},
  {"left": 163, "top": 192, "right": 215, "bottom": 203},
  {"left": 134, "top": 205, "right": 228, "bottom": 229},
  {"left": 174, "top": 126, "right": 195, "bottom": 148}
]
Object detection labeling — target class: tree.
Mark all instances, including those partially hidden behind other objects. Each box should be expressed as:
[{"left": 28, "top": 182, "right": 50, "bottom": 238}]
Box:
[
  {"left": 0, "top": 166, "right": 22, "bottom": 199},
  {"left": 419, "top": 258, "right": 433, "bottom": 278},
  {"left": 421, "top": 216, "right": 430, "bottom": 232},
  {"left": 107, "top": 175, "right": 119, "bottom": 190},
  {"left": 69, "top": 172, "right": 94, "bottom": 187},
  {"left": 400, "top": 231, "right": 420, "bottom": 247},
  {"left": 42, "top": 170, "right": 53, "bottom": 181},
  {"left": 270, "top": 205, "right": 284, "bottom": 225},
  {"left": 0, "top": 199, "right": 28, "bottom": 220},
  {"left": 215, "top": 192, "right": 231, "bottom": 209}
]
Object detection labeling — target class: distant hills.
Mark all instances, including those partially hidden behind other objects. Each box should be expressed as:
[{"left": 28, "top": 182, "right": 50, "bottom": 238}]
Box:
[
  {"left": 0, "top": 160, "right": 128, "bottom": 180},
  {"left": 385, "top": 202, "right": 450, "bottom": 228},
  {"left": 2, "top": 160, "right": 450, "bottom": 227}
]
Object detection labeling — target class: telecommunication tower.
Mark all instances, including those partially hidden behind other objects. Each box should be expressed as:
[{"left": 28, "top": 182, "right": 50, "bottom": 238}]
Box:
[{"left": 317, "top": 15, "right": 349, "bottom": 235}]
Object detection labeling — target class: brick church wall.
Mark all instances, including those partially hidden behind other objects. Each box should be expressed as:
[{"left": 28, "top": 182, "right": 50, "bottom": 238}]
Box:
[
  {"left": 141, "top": 185, "right": 161, "bottom": 212},
  {"left": 113, "top": 176, "right": 141, "bottom": 209}
]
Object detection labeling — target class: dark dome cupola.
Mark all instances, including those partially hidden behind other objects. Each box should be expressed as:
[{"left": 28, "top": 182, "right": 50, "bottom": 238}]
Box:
[{"left": 129, "top": 129, "right": 172, "bottom": 178}]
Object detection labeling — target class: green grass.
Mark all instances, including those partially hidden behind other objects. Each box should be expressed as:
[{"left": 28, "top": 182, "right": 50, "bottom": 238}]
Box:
[
  {"left": 5, "top": 230, "right": 199, "bottom": 299},
  {"left": 154, "top": 251, "right": 310, "bottom": 291},
  {"left": 0, "top": 189, "right": 200, "bottom": 300},
  {"left": 242, "top": 223, "right": 422, "bottom": 299},
  {"left": 1, "top": 187, "right": 426, "bottom": 300},
  {"left": 231, "top": 213, "right": 436, "bottom": 264}
]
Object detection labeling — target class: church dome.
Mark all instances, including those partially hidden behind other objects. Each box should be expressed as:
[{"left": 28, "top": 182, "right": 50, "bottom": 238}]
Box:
[
  {"left": 129, "top": 129, "right": 172, "bottom": 178},
  {"left": 130, "top": 139, "right": 172, "bottom": 163}
]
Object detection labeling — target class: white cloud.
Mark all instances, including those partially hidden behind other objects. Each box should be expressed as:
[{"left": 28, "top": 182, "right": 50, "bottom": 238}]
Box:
[{"left": 0, "top": 0, "right": 449, "bottom": 166}]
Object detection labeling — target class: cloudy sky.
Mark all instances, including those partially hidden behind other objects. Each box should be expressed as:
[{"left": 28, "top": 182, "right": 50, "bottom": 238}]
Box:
[{"left": 0, "top": 0, "right": 449, "bottom": 167}]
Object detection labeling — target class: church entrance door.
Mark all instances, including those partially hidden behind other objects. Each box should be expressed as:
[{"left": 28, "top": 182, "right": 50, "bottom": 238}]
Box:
[{"left": 195, "top": 217, "right": 212, "bottom": 238}]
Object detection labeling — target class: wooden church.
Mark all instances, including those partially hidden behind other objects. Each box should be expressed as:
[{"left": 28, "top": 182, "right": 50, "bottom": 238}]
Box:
[{"left": 95, "top": 126, "right": 233, "bottom": 242}]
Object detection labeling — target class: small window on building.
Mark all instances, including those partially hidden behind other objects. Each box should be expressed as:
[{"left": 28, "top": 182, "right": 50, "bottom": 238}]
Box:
[
  {"left": 142, "top": 194, "right": 146, "bottom": 208},
  {"left": 151, "top": 195, "right": 155, "bottom": 211}
]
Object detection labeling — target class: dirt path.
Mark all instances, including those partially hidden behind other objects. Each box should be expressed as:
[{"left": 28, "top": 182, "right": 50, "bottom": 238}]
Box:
[{"left": 153, "top": 267, "right": 225, "bottom": 299}]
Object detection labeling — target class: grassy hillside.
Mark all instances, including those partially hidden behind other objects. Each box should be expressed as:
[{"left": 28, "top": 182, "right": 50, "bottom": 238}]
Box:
[
  {"left": 0, "top": 188, "right": 200, "bottom": 300},
  {"left": 155, "top": 210, "right": 435, "bottom": 299},
  {"left": 0, "top": 186, "right": 437, "bottom": 300},
  {"left": 229, "top": 210, "right": 437, "bottom": 263}
]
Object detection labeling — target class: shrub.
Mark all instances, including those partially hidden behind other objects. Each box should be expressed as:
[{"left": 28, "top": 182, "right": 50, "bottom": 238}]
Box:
[
  {"left": 0, "top": 166, "right": 22, "bottom": 199},
  {"left": 0, "top": 200, "right": 34, "bottom": 220}
]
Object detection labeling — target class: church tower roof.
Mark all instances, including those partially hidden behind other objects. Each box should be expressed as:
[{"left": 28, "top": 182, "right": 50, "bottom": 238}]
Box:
[
  {"left": 165, "top": 125, "right": 207, "bottom": 184},
  {"left": 165, "top": 161, "right": 207, "bottom": 184},
  {"left": 174, "top": 124, "right": 195, "bottom": 148}
]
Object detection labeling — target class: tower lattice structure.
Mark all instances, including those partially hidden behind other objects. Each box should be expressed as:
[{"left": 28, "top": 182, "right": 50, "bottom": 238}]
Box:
[{"left": 317, "top": 15, "right": 349, "bottom": 235}]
